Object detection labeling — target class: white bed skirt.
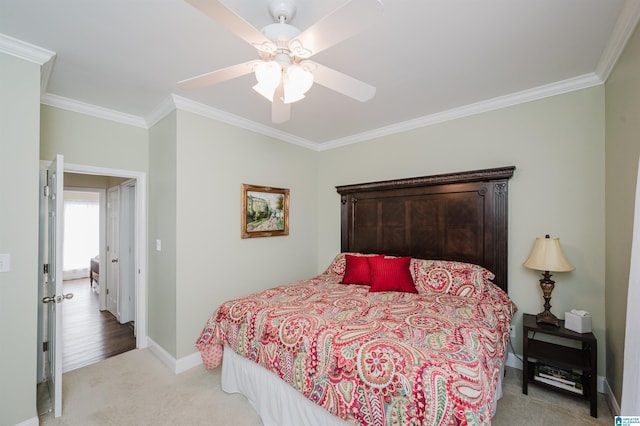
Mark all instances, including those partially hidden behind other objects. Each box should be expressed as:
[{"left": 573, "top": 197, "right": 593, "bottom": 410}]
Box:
[
  {"left": 222, "top": 345, "right": 350, "bottom": 426},
  {"left": 221, "top": 345, "right": 505, "bottom": 425}
]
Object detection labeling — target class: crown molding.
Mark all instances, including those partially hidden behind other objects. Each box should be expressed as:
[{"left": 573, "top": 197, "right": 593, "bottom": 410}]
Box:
[
  {"left": 40, "top": 71, "right": 604, "bottom": 151},
  {"left": 318, "top": 73, "right": 604, "bottom": 151},
  {"left": 146, "top": 95, "right": 177, "bottom": 127},
  {"left": 0, "top": 33, "right": 56, "bottom": 94},
  {"left": 595, "top": 0, "right": 640, "bottom": 82},
  {"left": 41, "top": 93, "right": 147, "bottom": 128},
  {"left": 158, "top": 95, "right": 318, "bottom": 150},
  {"left": 40, "top": 56, "right": 56, "bottom": 95},
  {"left": 0, "top": 33, "right": 55, "bottom": 65}
]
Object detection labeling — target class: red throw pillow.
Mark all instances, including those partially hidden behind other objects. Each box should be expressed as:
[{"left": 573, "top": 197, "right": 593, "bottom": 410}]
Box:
[
  {"left": 341, "top": 254, "right": 379, "bottom": 285},
  {"left": 369, "top": 256, "right": 417, "bottom": 293}
]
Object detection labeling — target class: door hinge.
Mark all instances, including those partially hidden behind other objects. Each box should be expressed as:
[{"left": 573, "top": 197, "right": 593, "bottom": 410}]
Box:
[
  {"left": 43, "top": 264, "right": 49, "bottom": 274},
  {"left": 43, "top": 341, "right": 49, "bottom": 352},
  {"left": 44, "top": 185, "right": 50, "bottom": 197},
  {"left": 106, "top": 288, "right": 109, "bottom": 295}
]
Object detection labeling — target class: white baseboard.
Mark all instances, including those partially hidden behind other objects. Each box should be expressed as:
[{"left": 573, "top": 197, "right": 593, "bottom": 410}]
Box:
[
  {"left": 14, "top": 415, "right": 39, "bottom": 426},
  {"left": 176, "top": 350, "right": 203, "bottom": 373},
  {"left": 603, "top": 376, "right": 621, "bottom": 416},
  {"left": 147, "top": 337, "right": 202, "bottom": 374},
  {"left": 62, "top": 268, "right": 89, "bottom": 281},
  {"left": 506, "top": 351, "right": 523, "bottom": 370}
]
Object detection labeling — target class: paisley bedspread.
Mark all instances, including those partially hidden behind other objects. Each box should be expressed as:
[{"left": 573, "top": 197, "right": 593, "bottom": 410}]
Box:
[{"left": 196, "top": 256, "right": 515, "bottom": 426}]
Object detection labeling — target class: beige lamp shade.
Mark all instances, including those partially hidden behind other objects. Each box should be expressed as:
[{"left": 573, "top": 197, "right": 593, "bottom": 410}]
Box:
[{"left": 523, "top": 235, "right": 575, "bottom": 272}]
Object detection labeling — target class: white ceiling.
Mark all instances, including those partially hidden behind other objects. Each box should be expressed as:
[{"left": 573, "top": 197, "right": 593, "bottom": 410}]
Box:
[{"left": 1, "top": 0, "right": 638, "bottom": 149}]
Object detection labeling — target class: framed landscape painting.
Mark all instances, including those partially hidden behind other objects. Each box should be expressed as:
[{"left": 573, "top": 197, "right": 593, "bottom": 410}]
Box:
[{"left": 241, "top": 184, "right": 289, "bottom": 238}]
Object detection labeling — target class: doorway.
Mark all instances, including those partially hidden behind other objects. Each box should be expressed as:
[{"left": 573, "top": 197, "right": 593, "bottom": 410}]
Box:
[
  {"left": 37, "top": 160, "right": 147, "bottom": 417},
  {"left": 58, "top": 163, "right": 147, "bottom": 351},
  {"left": 61, "top": 186, "right": 135, "bottom": 372}
]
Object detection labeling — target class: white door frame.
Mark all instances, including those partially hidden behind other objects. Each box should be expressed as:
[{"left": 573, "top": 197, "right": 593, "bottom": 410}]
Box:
[{"left": 41, "top": 161, "right": 148, "bottom": 349}]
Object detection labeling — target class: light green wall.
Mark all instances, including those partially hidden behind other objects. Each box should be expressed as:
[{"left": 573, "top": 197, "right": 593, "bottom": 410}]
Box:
[
  {"left": 173, "top": 110, "right": 318, "bottom": 358},
  {"left": 148, "top": 111, "right": 178, "bottom": 355},
  {"left": 605, "top": 23, "right": 640, "bottom": 403},
  {"left": 41, "top": 105, "right": 148, "bottom": 172},
  {"left": 318, "top": 87, "right": 607, "bottom": 375},
  {"left": 38, "top": 102, "right": 320, "bottom": 362},
  {"left": 0, "top": 53, "right": 41, "bottom": 425}
]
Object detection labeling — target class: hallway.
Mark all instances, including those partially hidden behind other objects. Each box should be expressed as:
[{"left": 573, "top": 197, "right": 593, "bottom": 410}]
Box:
[{"left": 62, "top": 278, "right": 135, "bottom": 372}]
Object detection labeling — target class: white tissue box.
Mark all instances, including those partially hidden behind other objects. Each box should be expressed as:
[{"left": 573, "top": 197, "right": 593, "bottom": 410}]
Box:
[{"left": 565, "top": 311, "right": 592, "bottom": 333}]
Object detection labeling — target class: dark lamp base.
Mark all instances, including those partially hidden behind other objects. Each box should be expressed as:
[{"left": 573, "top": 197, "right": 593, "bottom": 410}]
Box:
[
  {"left": 536, "top": 310, "right": 560, "bottom": 327},
  {"left": 536, "top": 271, "right": 560, "bottom": 327}
]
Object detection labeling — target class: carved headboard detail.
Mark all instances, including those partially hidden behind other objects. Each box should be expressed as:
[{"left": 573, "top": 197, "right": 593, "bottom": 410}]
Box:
[{"left": 336, "top": 166, "right": 515, "bottom": 292}]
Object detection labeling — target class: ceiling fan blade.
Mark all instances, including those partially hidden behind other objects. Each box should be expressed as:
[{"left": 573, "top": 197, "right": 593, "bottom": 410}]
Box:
[
  {"left": 311, "top": 63, "right": 376, "bottom": 102},
  {"left": 185, "top": 0, "right": 271, "bottom": 48},
  {"left": 177, "top": 61, "right": 256, "bottom": 90},
  {"left": 272, "top": 82, "right": 291, "bottom": 123},
  {"left": 295, "top": 0, "right": 383, "bottom": 57}
]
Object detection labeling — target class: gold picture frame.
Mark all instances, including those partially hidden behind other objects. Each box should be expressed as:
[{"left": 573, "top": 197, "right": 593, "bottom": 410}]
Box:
[{"left": 241, "top": 184, "right": 289, "bottom": 238}]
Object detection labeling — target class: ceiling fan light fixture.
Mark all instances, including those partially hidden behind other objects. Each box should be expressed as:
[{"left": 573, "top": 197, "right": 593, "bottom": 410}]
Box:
[
  {"left": 283, "top": 64, "right": 313, "bottom": 104},
  {"left": 253, "top": 60, "right": 282, "bottom": 101},
  {"left": 180, "top": 0, "right": 380, "bottom": 122}
]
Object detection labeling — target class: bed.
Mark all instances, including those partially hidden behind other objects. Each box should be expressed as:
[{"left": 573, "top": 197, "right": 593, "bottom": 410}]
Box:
[
  {"left": 90, "top": 256, "right": 99, "bottom": 286},
  {"left": 196, "top": 166, "right": 516, "bottom": 425}
]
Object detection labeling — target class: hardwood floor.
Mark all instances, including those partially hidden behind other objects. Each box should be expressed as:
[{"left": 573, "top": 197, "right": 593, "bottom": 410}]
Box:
[{"left": 62, "top": 278, "right": 136, "bottom": 372}]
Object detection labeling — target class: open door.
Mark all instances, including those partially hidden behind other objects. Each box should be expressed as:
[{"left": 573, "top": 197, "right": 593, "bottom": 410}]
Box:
[
  {"left": 118, "top": 180, "right": 136, "bottom": 325},
  {"left": 41, "top": 154, "right": 73, "bottom": 417},
  {"left": 106, "top": 186, "right": 120, "bottom": 319}
]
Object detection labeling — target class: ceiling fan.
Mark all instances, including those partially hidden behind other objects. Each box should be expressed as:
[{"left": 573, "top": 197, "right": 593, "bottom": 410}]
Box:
[{"left": 178, "top": 0, "right": 383, "bottom": 123}]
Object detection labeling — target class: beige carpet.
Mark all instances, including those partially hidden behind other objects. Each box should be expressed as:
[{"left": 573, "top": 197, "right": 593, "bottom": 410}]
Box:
[
  {"left": 39, "top": 348, "right": 614, "bottom": 425},
  {"left": 492, "top": 366, "right": 613, "bottom": 425}
]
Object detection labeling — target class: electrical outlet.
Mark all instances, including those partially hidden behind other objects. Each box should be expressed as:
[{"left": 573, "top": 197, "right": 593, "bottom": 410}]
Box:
[{"left": 510, "top": 325, "right": 516, "bottom": 339}]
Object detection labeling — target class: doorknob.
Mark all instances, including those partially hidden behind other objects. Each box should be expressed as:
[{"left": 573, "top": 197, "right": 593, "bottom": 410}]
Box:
[
  {"left": 112, "top": 258, "right": 119, "bottom": 263},
  {"left": 42, "top": 293, "right": 74, "bottom": 304}
]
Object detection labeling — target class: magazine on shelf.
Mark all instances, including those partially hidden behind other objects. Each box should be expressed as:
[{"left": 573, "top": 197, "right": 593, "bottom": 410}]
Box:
[{"left": 533, "top": 363, "right": 584, "bottom": 394}]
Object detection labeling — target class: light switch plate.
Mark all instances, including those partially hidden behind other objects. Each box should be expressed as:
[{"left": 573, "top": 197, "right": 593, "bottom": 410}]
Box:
[
  {"left": 156, "top": 240, "right": 161, "bottom": 251},
  {"left": 0, "top": 253, "right": 10, "bottom": 272}
]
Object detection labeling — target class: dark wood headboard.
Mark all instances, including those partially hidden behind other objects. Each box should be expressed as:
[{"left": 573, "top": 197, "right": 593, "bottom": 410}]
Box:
[{"left": 336, "top": 166, "right": 515, "bottom": 292}]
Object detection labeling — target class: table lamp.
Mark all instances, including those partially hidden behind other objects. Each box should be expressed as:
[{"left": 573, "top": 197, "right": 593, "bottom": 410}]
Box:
[{"left": 523, "top": 234, "right": 575, "bottom": 326}]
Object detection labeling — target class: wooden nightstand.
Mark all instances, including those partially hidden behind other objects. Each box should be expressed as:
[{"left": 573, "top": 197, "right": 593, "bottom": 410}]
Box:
[{"left": 522, "top": 313, "right": 597, "bottom": 417}]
